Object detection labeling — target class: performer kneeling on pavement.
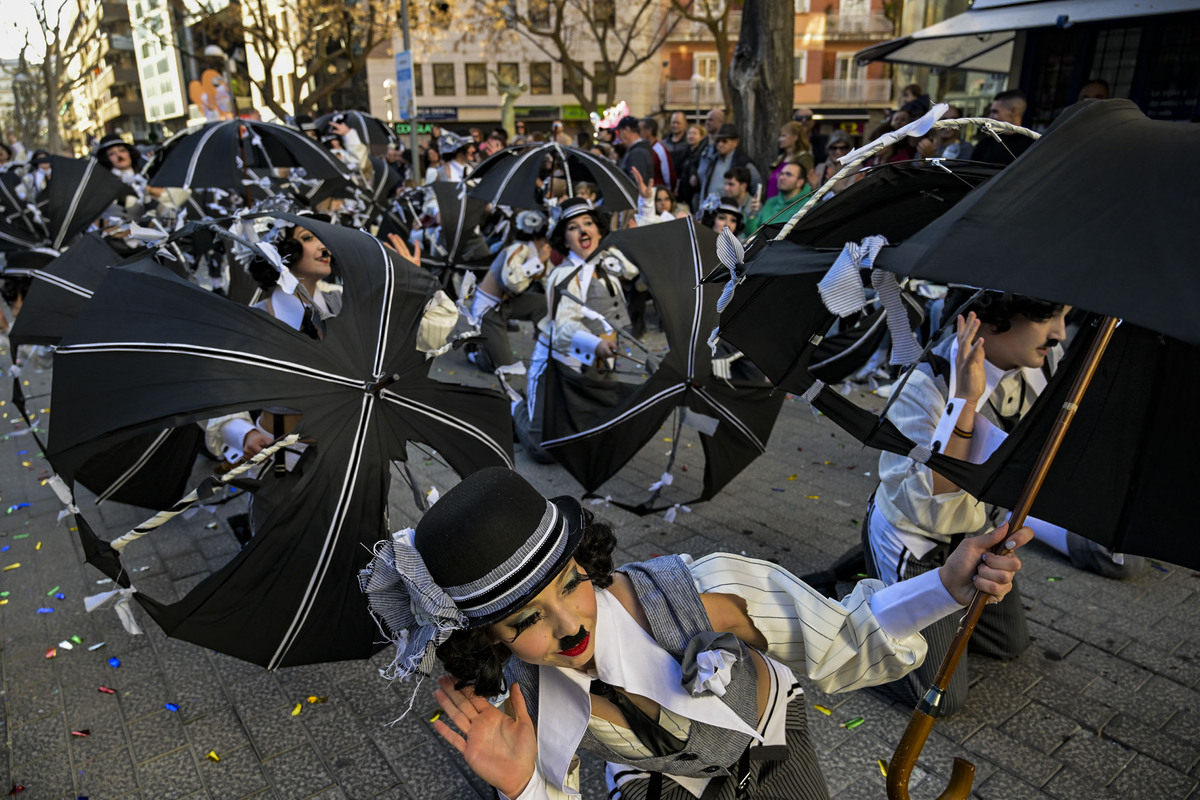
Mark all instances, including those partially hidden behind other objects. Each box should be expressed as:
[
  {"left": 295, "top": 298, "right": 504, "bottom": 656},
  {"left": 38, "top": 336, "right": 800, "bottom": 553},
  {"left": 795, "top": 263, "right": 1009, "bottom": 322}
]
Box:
[
  {"left": 864, "top": 289, "right": 1144, "bottom": 717},
  {"left": 514, "top": 198, "right": 639, "bottom": 463},
  {"left": 361, "top": 467, "right": 1031, "bottom": 800}
]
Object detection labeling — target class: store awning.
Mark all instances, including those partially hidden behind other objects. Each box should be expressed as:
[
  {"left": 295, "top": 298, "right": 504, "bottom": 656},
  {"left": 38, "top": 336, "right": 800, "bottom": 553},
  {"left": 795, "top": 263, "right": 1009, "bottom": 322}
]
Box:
[{"left": 856, "top": 0, "right": 1200, "bottom": 71}]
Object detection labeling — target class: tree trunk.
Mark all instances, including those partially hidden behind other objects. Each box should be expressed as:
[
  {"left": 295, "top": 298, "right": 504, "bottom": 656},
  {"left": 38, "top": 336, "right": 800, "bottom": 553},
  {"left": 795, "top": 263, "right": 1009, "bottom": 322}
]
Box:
[{"left": 728, "top": 0, "right": 792, "bottom": 177}]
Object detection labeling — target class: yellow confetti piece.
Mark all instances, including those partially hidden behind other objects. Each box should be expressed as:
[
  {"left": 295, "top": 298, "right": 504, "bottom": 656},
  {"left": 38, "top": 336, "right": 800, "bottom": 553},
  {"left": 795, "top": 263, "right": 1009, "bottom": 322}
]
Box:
[
  {"left": 21, "top": 461, "right": 30, "bottom": 467},
  {"left": 206, "top": 750, "right": 220, "bottom": 762},
  {"left": 786, "top": 474, "right": 797, "bottom": 481},
  {"left": 814, "top": 704, "right": 831, "bottom": 715},
  {"left": 806, "top": 495, "right": 819, "bottom": 500},
  {"left": 307, "top": 695, "right": 328, "bottom": 704},
  {"left": 663, "top": 437, "right": 673, "bottom": 443},
  {"left": 0, "top": 599, "right": 7, "bottom": 605},
  {"left": 35, "top": 542, "right": 41, "bottom": 550},
  {"left": 430, "top": 711, "right": 441, "bottom": 723},
  {"left": 3, "top": 563, "right": 19, "bottom": 571},
  {"left": 878, "top": 759, "right": 888, "bottom": 777},
  {"left": 291, "top": 703, "right": 302, "bottom": 716}
]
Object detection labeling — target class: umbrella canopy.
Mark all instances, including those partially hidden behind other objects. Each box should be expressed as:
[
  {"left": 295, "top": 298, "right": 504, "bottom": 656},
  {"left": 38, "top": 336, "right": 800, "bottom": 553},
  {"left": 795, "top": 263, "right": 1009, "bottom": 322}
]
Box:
[
  {"left": 49, "top": 214, "right": 515, "bottom": 666},
  {"left": 315, "top": 110, "right": 396, "bottom": 156},
  {"left": 423, "top": 180, "right": 494, "bottom": 273},
  {"left": 0, "top": 157, "right": 126, "bottom": 252},
  {"left": 469, "top": 143, "right": 639, "bottom": 211},
  {"left": 541, "top": 218, "right": 785, "bottom": 508},
  {"left": 147, "top": 120, "right": 351, "bottom": 190}
]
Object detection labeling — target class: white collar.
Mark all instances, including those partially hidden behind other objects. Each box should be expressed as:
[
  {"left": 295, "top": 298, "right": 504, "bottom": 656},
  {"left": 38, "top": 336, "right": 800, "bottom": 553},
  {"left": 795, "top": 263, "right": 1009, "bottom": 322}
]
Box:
[
  {"left": 266, "top": 285, "right": 329, "bottom": 331},
  {"left": 535, "top": 589, "right": 760, "bottom": 793},
  {"left": 945, "top": 336, "right": 1048, "bottom": 413}
]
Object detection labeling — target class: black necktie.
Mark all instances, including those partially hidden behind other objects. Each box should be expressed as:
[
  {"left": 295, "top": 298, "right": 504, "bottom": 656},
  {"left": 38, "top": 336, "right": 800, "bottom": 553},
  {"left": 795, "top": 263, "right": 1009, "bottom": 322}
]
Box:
[{"left": 590, "top": 679, "right": 685, "bottom": 757}]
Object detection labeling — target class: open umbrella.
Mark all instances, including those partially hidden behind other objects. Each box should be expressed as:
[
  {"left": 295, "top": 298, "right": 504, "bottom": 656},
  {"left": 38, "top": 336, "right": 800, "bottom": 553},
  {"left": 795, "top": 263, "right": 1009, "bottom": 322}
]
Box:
[
  {"left": 722, "top": 99, "right": 1200, "bottom": 799},
  {"left": 147, "top": 120, "right": 351, "bottom": 190},
  {"left": 0, "top": 157, "right": 127, "bottom": 251},
  {"left": 469, "top": 143, "right": 639, "bottom": 211},
  {"left": 8, "top": 236, "right": 206, "bottom": 509},
  {"left": 49, "top": 214, "right": 514, "bottom": 667},
  {"left": 315, "top": 110, "right": 396, "bottom": 156},
  {"left": 540, "top": 218, "right": 785, "bottom": 510},
  {"left": 422, "top": 180, "right": 495, "bottom": 275}
]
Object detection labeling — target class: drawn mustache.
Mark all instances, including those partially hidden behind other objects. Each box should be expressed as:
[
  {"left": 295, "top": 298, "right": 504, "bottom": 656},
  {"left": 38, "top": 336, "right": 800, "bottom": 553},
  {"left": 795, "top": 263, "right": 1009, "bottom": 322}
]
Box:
[{"left": 559, "top": 626, "right": 589, "bottom": 652}]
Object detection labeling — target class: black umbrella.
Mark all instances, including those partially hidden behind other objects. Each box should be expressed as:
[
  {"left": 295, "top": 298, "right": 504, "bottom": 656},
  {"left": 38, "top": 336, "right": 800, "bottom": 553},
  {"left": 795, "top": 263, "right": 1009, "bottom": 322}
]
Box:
[
  {"left": 9, "top": 236, "right": 206, "bottom": 510},
  {"left": 540, "top": 218, "right": 785, "bottom": 510},
  {"left": 469, "top": 143, "right": 639, "bottom": 211},
  {"left": 423, "top": 180, "right": 494, "bottom": 274},
  {"left": 49, "top": 214, "right": 514, "bottom": 667},
  {"left": 0, "top": 157, "right": 126, "bottom": 251},
  {"left": 147, "top": 120, "right": 351, "bottom": 190},
  {"left": 315, "top": 110, "right": 396, "bottom": 156}
]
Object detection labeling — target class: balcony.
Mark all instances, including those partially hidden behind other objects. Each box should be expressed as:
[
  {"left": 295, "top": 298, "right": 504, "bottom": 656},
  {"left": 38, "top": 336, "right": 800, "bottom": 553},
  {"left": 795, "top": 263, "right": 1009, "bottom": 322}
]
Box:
[
  {"left": 98, "top": 95, "right": 143, "bottom": 123},
  {"left": 665, "top": 79, "right": 723, "bottom": 107},
  {"left": 670, "top": 10, "right": 741, "bottom": 42},
  {"left": 820, "top": 78, "right": 892, "bottom": 105},
  {"left": 823, "top": 12, "right": 893, "bottom": 41},
  {"left": 94, "top": 63, "right": 139, "bottom": 92}
]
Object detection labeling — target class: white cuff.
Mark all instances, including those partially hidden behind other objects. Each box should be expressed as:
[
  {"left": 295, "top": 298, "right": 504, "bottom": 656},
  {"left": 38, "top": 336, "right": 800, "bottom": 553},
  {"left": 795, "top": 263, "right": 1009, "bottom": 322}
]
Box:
[
  {"left": 929, "top": 397, "right": 964, "bottom": 455},
  {"left": 220, "top": 418, "right": 257, "bottom": 463},
  {"left": 570, "top": 329, "right": 603, "bottom": 365},
  {"left": 499, "top": 770, "right": 547, "bottom": 800},
  {"left": 869, "top": 569, "right": 963, "bottom": 640}
]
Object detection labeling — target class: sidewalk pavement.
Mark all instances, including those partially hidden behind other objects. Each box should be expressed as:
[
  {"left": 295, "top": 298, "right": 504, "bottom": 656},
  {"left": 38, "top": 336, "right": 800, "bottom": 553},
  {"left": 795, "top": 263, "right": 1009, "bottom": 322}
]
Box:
[{"left": 1, "top": 343, "right": 1197, "bottom": 799}]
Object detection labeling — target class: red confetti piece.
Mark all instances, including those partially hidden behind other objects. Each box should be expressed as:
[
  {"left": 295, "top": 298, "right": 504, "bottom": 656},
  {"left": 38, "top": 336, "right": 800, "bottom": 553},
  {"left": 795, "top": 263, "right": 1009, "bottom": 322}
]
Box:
[
  {"left": 45, "top": 648, "right": 56, "bottom": 659},
  {"left": 71, "top": 729, "right": 90, "bottom": 737},
  {"left": 98, "top": 686, "right": 116, "bottom": 694}
]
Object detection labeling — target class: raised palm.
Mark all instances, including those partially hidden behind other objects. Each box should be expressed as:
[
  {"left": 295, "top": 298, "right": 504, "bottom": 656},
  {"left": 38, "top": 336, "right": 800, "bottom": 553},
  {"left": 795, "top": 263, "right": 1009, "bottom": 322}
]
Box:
[{"left": 433, "top": 677, "right": 538, "bottom": 797}]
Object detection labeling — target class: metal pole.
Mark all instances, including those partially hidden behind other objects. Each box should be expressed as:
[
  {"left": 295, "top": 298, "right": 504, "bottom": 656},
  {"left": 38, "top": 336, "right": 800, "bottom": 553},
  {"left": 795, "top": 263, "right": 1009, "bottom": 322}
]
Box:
[{"left": 400, "top": 0, "right": 420, "bottom": 183}]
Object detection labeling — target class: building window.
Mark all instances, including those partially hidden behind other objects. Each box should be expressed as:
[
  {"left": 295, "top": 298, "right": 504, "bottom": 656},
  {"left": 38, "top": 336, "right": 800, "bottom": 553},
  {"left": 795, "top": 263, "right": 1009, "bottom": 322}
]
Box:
[
  {"left": 156, "top": 59, "right": 169, "bottom": 75},
  {"left": 465, "top": 62, "right": 488, "bottom": 95},
  {"left": 530, "top": 62, "right": 552, "bottom": 95},
  {"left": 163, "top": 100, "right": 176, "bottom": 115},
  {"left": 793, "top": 52, "right": 808, "bottom": 83},
  {"left": 414, "top": 63, "right": 424, "bottom": 96},
  {"left": 529, "top": 0, "right": 550, "bottom": 28},
  {"left": 497, "top": 62, "right": 519, "bottom": 88},
  {"left": 593, "top": 0, "right": 615, "bottom": 25},
  {"left": 433, "top": 63, "right": 456, "bottom": 96},
  {"left": 793, "top": 0, "right": 809, "bottom": 11},
  {"left": 562, "top": 59, "right": 583, "bottom": 95},
  {"left": 142, "top": 64, "right": 155, "bottom": 79}
]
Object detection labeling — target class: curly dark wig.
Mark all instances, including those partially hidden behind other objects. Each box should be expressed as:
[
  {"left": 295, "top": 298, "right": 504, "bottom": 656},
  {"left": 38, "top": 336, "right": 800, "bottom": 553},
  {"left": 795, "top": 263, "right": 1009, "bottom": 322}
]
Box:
[
  {"left": 247, "top": 218, "right": 333, "bottom": 290},
  {"left": 943, "top": 287, "right": 1064, "bottom": 334},
  {"left": 549, "top": 210, "right": 610, "bottom": 258},
  {"left": 435, "top": 509, "right": 617, "bottom": 698}
]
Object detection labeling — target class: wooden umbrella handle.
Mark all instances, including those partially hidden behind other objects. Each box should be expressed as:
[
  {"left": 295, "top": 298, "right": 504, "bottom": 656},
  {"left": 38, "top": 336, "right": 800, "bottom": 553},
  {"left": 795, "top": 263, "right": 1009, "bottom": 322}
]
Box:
[{"left": 886, "top": 315, "right": 1119, "bottom": 800}]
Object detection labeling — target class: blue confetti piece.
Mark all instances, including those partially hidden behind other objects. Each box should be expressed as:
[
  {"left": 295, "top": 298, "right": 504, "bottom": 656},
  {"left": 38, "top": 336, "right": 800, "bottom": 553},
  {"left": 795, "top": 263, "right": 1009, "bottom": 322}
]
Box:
[
  {"left": 16, "top": 449, "right": 27, "bottom": 455},
  {"left": 108, "top": 657, "right": 121, "bottom": 668},
  {"left": 164, "top": 702, "right": 180, "bottom": 712},
  {"left": 54, "top": 592, "right": 66, "bottom": 600},
  {"left": 1151, "top": 563, "right": 1170, "bottom": 573},
  {"left": 37, "top": 607, "right": 54, "bottom": 613},
  {"left": 771, "top": 488, "right": 785, "bottom": 492},
  {"left": 1, "top": 546, "right": 8, "bottom": 552},
  {"left": 6, "top": 502, "right": 31, "bottom": 514}
]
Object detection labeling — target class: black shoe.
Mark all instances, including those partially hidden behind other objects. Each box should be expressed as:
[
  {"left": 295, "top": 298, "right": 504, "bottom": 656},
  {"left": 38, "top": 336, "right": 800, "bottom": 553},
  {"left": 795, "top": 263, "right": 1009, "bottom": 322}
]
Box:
[{"left": 228, "top": 513, "right": 253, "bottom": 548}]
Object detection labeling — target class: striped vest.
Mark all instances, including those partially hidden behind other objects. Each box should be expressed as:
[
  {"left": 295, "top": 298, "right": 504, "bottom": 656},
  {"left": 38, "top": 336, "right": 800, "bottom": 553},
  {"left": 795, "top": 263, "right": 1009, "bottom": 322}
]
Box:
[{"left": 506, "top": 556, "right": 759, "bottom": 781}]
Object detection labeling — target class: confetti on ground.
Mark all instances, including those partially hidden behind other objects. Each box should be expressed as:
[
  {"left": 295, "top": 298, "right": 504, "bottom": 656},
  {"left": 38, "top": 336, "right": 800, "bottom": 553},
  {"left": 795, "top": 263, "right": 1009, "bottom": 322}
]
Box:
[
  {"left": 36, "top": 608, "right": 54, "bottom": 614},
  {"left": 307, "top": 695, "right": 328, "bottom": 704},
  {"left": 1048, "top": 577, "right": 1063, "bottom": 582},
  {"left": 164, "top": 703, "right": 180, "bottom": 712},
  {"left": 71, "top": 730, "right": 90, "bottom": 737},
  {"left": 430, "top": 711, "right": 442, "bottom": 723},
  {"left": 807, "top": 495, "right": 820, "bottom": 500},
  {"left": 53, "top": 593, "right": 65, "bottom": 600},
  {"left": 46, "top": 586, "right": 60, "bottom": 596},
  {"left": 204, "top": 522, "right": 219, "bottom": 530},
  {"left": 878, "top": 759, "right": 888, "bottom": 777},
  {"left": 45, "top": 648, "right": 57, "bottom": 659},
  {"left": 57, "top": 640, "right": 73, "bottom": 650},
  {"left": 787, "top": 474, "right": 797, "bottom": 481},
  {"left": 813, "top": 705, "right": 832, "bottom": 716},
  {"left": 291, "top": 703, "right": 303, "bottom": 716},
  {"left": 0, "top": 600, "right": 7, "bottom": 606},
  {"left": 771, "top": 488, "right": 785, "bottom": 492},
  {"left": 9, "top": 784, "right": 25, "bottom": 795},
  {"left": 206, "top": 751, "right": 220, "bottom": 762},
  {"left": 70, "top": 635, "right": 82, "bottom": 644},
  {"left": 132, "top": 566, "right": 150, "bottom": 573},
  {"left": 34, "top": 542, "right": 40, "bottom": 550},
  {"left": 107, "top": 657, "right": 121, "bottom": 668},
  {"left": 840, "top": 716, "right": 864, "bottom": 729},
  {"left": 0, "top": 592, "right": 7, "bottom": 597},
  {"left": 5, "top": 504, "right": 30, "bottom": 514},
  {"left": 11, "top": 533, "right": 27, "bottom": 539},
  {"left": 88, "top": 642, "right": 106, "bottom": 651},
  {"left": 1151, "top": 563, "right": 1170, "bottom": 573},
  {"left": 98, "top": 686, "right": 116, "bottom": 694},
  {"left": 0, "top": 547, "right": 7, "bottom": 552},
  {"left": 96, "top": 578, "right": 113, "bottom": 585}
]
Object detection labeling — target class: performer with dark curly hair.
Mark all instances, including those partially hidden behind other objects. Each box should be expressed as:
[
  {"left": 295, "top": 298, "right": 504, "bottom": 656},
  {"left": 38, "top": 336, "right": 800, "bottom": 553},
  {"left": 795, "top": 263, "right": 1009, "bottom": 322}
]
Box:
[
  {"left": 863, "top": 288, "right": 1144, "bottom": 716},
  {"left": 361, "top": 467, "right": 1032, "bottom": 799}
]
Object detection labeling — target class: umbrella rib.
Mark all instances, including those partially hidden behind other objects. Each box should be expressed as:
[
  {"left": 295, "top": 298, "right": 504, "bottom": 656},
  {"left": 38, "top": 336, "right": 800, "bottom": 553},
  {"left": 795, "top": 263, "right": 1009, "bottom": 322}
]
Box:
[
  {"left": 684, "top": 219, "right": 704, "bottom": 378},
  {"left": 489, "top": 147, "right": 542, "bottom": 205},
  {"left": 379, "top": 388, "right": 515, "bottom": 468},
  {"left": 30, "top": 269, "right": 93, "bottom": 299},
  {"left": 269, "top": 393, "right": 376, "bottom": 669},
  {"left": 95, "top": 428, "right": 173, "bottom": 504},
  {"left": 369, "top": 238, "right": 395, "bottom": 376},
  {"left": 53, "top": 159, "right": 95, "bottom": 250},
  {"left": 185, "top": 122, "right": 230, "bottom": 188},
  {"left": 574, "top": 149, "right": 638, "bottom": 208},
  {"left": 539, "top": 383, "right": 688, "bottom": 447},
  {"left": 693, "top": 386, "right": 768, "bottom": 452},
  {"left": 54, "top": 341, "right": 361, "bottom": 389}
]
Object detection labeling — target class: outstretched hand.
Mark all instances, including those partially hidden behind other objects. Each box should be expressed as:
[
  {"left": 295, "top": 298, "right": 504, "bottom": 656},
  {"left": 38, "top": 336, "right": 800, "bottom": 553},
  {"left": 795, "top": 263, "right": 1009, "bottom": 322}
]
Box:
[
  {"left": 631, "top": 166, "right": 653, "bottom": 201},
  {"left": 938, "top": 522, "right": 1033, "bottom": 607},
  {"left": 433, "top": 676, "right": 537, "bottom": 798},
  {"left": 954, "top": 312, "right": 986, "bottom": 404},
  {"left": 385, "top": 233, "right": 421, "bottom": 267}
]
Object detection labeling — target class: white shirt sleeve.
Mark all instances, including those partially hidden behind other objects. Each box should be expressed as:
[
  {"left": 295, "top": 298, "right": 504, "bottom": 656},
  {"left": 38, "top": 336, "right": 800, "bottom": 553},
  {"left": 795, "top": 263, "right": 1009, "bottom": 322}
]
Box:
[
  {"left": 499, "top": 765, "right": 580, "bottom": 800},
  {"left": 205, "top": 414, "right": 255, "bottom": 463},
  {"left": 689, "top": 553, "right": 933, "bottom": 694}
]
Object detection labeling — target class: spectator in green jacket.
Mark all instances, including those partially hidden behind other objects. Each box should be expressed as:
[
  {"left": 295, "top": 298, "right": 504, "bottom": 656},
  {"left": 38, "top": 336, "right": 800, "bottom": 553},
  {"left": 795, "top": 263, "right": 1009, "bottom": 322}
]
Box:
[{"left": 745, "top": 161, "right": 813, "bottom": 237}]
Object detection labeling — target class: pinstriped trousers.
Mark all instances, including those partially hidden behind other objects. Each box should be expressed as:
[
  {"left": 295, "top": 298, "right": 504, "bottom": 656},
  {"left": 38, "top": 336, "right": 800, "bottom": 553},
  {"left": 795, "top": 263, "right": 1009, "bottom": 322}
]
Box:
[{"left": 861, "top": 503, "right": 1029, "bottom": 718}]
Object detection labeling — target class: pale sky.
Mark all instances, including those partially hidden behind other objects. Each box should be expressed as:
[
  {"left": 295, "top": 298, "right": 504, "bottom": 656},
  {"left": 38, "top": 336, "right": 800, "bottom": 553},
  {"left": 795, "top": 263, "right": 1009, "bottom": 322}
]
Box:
[{"left": 1, "top": 1, "right": 60, "bottom": 61}]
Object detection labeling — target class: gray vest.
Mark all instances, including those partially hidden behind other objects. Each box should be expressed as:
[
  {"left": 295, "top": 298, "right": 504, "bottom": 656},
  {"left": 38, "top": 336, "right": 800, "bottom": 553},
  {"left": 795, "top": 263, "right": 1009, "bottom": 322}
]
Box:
[
  {"left": 506, "top": 556, "right": 759, "bottom": 781},
  {"left": 553, "top": 263, "right": 631, "bottom": 343}
]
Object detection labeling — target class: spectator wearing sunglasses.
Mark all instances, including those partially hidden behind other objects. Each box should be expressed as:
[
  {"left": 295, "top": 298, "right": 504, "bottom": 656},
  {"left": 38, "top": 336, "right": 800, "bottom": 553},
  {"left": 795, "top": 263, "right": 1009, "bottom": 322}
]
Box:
[{"left": 808, "top": 129, "right": 859, "bottom": 201}]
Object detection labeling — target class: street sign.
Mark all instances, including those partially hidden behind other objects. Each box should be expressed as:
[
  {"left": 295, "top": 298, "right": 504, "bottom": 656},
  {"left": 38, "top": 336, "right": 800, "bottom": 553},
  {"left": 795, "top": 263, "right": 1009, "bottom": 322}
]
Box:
[{"left": 393, "top": 51, "right": 416, "bottom": 122}]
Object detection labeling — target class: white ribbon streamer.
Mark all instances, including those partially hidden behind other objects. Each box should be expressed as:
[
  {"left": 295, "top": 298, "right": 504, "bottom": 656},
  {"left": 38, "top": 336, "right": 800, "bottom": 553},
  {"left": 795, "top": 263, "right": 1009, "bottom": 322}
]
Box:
[
  {"left": 84, "top": 588, "right": 144, "bottom": 635},
  {"left": 817, "top": 235, "right": 888, "bottom": 317},
  {"left": 870, "top": 269, "right": 924, "bottom": 366}
]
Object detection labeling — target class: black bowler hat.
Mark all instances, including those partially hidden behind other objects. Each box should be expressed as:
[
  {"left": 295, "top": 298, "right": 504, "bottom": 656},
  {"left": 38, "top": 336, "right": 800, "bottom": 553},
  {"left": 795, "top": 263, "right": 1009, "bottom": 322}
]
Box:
[
  {"left": 549, "top": 196, "right": 597, "bottom": 244},
  {"left": 416, "top": 467, "right": 584, "bottom": 627},
  {"left": 713, "top": 123, "right": 739, "bottom": 141}
]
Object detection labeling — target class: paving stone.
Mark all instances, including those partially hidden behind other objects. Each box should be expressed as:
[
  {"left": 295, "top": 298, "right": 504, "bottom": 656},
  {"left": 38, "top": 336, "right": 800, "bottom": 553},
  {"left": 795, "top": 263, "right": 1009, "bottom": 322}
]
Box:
[
  {"left": 1041, "top": 765, "right": 1120, "bottom": 800},
  {"left": 244, "top": 707, "right": 312, "bottom": 758},
  {"left": 260, "top": 743, "right": 336, "bottom": 796},
  {"left": 304, "top": 702, "right": 371, "bottom": 756},
  {"left": 11, "top": 712, "right": 68, "bottom": 766},
  {"left": 127, "top": 707, "right": 188, "bottom": 762},
  {"left": 1052, "top": 729, "right": 1136, "bottom": 786},
  {"left": 5, "top": 679, "right": 63, "bottom": 724},
  {"left": 1064, "top": 642, "right": 1152, "bottom": 691},
  {"left": 183, "top": 705, "right": 253, "bottom": 755},
  {"left": 394, "top": 739, "right": 488, "bottom": 800},
  {"left": 327, "top": 741, "right": 404, "bottom": 799},
  {"left": 73, "top": 746, "right": 140, "bottom": 798},
  {"left": 963, "top": 724, "right": 1060, "bottom": 785},
  {"left": 1027, "top": 678, "right": 1118, "bottom": 731},
  {"left": 1100, "top": 712, "right": 1200, "bottom": 775},
  {"left": 68, "top": 708, "right": 128, "bottom": 762},
  {"left": 9, "top": 747, "right": 74, "bottom": 800},
  {"left": 1108, "top": 754, "right": 1198, "bottom": 799},
  {"left": 1027, "top": 619, "right": 1080, "bottom": 661},
  {"left": 137, "top": 746, "right": 206, "bottom": 798},
  {"left": 226, "top": 670, "right": 289, "bottom": 719},
  {"left": 1000, "top": 702, "right": 1080, "bottom": 754},
  {"left": 198, "top": 743, "right": 270, "bottom": 797},
  {"left": 976, "top": 770, "right": 1053, "bottom": 800}
]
